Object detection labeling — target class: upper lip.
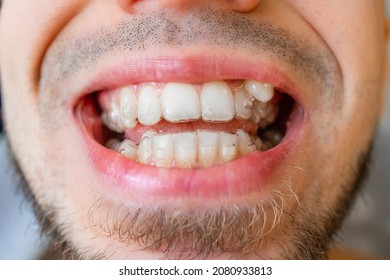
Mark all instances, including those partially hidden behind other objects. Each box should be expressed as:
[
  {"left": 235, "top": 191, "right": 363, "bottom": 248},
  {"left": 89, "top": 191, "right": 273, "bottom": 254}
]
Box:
[{"left": 71, "top": 53, "right": 305, "bottom": 111}]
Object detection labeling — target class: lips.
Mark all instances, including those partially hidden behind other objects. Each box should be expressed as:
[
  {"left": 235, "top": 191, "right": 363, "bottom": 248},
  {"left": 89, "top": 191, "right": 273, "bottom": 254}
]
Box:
[{"left": 74, "top": 56, "right": 305, "bottom": 200}]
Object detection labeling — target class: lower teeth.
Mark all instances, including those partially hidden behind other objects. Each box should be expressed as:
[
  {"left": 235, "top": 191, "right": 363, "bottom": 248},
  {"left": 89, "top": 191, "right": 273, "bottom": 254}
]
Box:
[{"left": 106, "top": 129, "right": 267, "bottom": 168}]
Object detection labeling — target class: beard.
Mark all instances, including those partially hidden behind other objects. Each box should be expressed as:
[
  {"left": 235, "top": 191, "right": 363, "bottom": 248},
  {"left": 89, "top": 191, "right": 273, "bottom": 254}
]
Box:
[{"left": 4, "top": 132, "right": 373, "bottom": 260}]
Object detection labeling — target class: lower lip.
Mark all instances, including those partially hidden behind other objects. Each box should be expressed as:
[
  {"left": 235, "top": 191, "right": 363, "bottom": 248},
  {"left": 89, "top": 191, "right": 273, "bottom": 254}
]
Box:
[{"left": 77, "top": 99, "right": 303, "bottom": 201}]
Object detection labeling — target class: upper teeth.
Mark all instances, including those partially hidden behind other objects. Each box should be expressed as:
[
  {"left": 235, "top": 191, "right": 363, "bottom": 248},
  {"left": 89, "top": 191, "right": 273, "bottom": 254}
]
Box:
[{"left": 101, "top": 80, "right": 277, "bottom": 133}]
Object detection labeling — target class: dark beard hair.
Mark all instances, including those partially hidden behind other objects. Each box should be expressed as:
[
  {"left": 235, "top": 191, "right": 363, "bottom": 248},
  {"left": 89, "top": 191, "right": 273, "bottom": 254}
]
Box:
[{"left": 3, "top": 132, "right": 373, "bottom": 259}]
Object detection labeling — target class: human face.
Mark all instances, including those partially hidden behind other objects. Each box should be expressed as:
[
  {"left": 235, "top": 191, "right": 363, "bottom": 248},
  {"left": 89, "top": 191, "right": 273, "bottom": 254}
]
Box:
[{"left": 0, "top": 0, "right": 387, "bottom": 259}]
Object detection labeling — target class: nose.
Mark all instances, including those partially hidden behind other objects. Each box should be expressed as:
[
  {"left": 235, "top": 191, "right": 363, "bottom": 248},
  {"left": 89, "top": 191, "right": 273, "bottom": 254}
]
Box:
[{"left": 116, "top": 0, "right": 260, "bottom": 13}]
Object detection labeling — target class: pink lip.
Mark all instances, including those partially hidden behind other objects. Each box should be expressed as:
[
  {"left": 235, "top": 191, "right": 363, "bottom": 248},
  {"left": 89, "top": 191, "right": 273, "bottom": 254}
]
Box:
[{"left": 74, "top": 55, "right": 306, "bottom": 200}]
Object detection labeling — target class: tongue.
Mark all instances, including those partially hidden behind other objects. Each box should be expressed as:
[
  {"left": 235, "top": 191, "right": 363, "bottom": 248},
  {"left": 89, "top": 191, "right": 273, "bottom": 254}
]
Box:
[{"left": 124, "top": 119, "right": 258, "bottom": 144}]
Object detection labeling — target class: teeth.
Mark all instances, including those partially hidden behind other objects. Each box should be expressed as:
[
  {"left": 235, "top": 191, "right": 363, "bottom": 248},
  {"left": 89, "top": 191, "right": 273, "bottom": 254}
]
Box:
[
  {"left": 235, "top": 88, "right": 253, "bottom": 120},
  {"left": 138, "top": 85, "right": 162, "bottom": 126},
  {"left": 200, "top": 81, "right": 235, "bottom": 122},
  {"left": 161, "top": 83, "right": 201, "bottom": 122},
  {"left": 119, "top": 87, "right": 137, "bottom": 129},
  {"left": 173, "top": 132, "right": 197, "bottom": 168},
  {"left": 102, "top": 80, "right": 278, "bottom": 130},
  {"left": 218, "top": 132, "right": 238, "bottom": 163},
  {"left": 245, "top": 80, "right": 274, "bottom": 103},
  {"left": 118, "top": 139, "right": 138, "bottom": 160},
  {"left": 138, "top": 130, "right": 156, "bottom": 164},
  {"left": 236, "top": 129, "right": 257, "bottom": 156},
  {"left": 197, "top": 130, "right": 219, "bottom": 166},
  {"left": 250, "top": 101, "right": 278, "bottom": 128},
  {"left": 152, "top": 134, "right": 174, "bottom": 167},
  {"left": 113, "top": 129, "right": 263, "bottom": 168}
]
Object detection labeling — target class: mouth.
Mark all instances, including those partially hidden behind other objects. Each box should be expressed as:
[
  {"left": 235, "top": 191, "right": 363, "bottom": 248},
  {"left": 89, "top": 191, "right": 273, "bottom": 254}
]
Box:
[{"left": 75, "top": 57, "right": 305, "bottom": 200}]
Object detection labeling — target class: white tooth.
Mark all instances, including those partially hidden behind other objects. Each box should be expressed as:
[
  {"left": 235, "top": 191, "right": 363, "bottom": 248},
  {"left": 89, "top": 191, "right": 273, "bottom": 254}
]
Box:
[
  {"left": 201, "top": 81, "right": 235, "bottom": 122},
  {"left": 173, "top": 132, "right": 197, "bottom": 168},
  {"left": 235, "top": 88, "right": 253, "bottom": 119},
  {"left": 218, "top": 132, "right": 238, "bottom": 163},
  {"left": 138, "top": 85, "right": 162, "bottom": 126},
  {"left": 236, "top": 129, "right": 256, "bottom": 156},
  {"left": 245, "top": 80, "right": 274, "bottom": 103},
  {"left": 152, "top": 134, "right": 174, "bottom": 167},
  {"left": 118, "top": 139, "right": 138, "bottom": 160},
  {"left": 197, "top": 130, "right": 219, "bottom": 166},
  {"left": 107, "top": 104, "right": 124, "bottom": 132},
  {"left": 138, "top": 130, "right": 156, "bottom": 164},
  {"left": 119, "top": 87, "right": 138, "bottom": 129},
  {"left": 105, "top": 138, "right": 121, "bottom": 151},
  {"left": 161, "top": 83, "right": 200, "bottom": 122}
]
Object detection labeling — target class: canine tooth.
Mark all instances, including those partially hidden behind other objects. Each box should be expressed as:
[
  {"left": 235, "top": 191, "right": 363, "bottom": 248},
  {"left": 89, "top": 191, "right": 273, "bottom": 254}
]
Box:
[
  {"left": 245, "top": 80, "right": 274, "bottom": 103},
  {"left": 138, "top": 130, "right": 156, "bottom": 164},
  {"left": 201, "top": 81, "right": 235, "bottom": 122},
  {"left": 105, "top": 106, "right": 124, "bottom": 133},
  {"left": 152, "top": 134, "right": 174, "bottom": 167},
  {"left": 236, "top": 129, "right": 256, "bottom": 156},
  {"left": 197, "top": 130, "right": 219, "bottom": 166},
  {"left": 235, "top": 88, "right": 253, "bottom": 119},
  {"left": 119, "top": 87, "right": 137, "bottom": 129},
  {"left": 161, "top": 83, "right": 200, "bottom": 122},
  {"left": 173, "top": 132, "right": 197, "bottom": 168},
  {"left": 219, "top": 132, "right": 238, "bottom": 162},
  {"left": 118, "top": 139, "right": 138, "bottom": 160},
  {"left": 138, "top": 85, "right": 162, "bottom": 126}
]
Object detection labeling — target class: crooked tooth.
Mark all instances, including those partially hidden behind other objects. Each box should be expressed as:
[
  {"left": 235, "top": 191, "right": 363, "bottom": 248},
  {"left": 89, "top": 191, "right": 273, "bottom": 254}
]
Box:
[
  {"left": 119, "top": 87, "right": 137, "bottom": 129},
  {"left": 201, "top": 81, "right": 235, "bottom": 122},
  {"left": 236, "top": 129, "right": 256, "bottom": 156},
  {"left": 197, "top": 130, "right": 219, "bottom": 166},
  {"left": 245, "top": 80, "right": 274, "bottom": 103},
  {"left": 138, "top": 130, "right": 156, "bottom": 164},
  {"left": 138, "top": 85, "right": 162, "bottom": 126},
  {"left": 219, "top": 132, "right": 238, "bottom": 163},
  {"left": 235, "top": 88, "right": 253, "bottom": 120},
  {"left": 118, "top": 139, "right": 138, "bottom": 160},
  {"left": 152, "top": 134, "right": 174, "bottom": 167},
  {"left": 161, "top": 83, "right": 200, "bottom": 122},
  {"left": 173, "top": 132, "right": 197, "bottom": 168}
]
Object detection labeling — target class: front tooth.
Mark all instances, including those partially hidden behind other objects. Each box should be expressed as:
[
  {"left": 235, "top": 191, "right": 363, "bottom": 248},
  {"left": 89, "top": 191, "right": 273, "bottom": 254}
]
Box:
[
  {"left": 245, "top": 80, "right": 274, "bottom": 103},
  {"left": 219, "top": 132, "right": 238, "bottom": 163},
  {"left": 235, "top": 88, "right": 253, "bottom": 119},
  {"left": 138, "top": 85, "right": 162, "bottom": 126},
  {"left": 201, "top": 81, "right": 235, "bottom": 122},
  {"left": 236, "top": 129, "right": 256, "bottom": 156},
  {"left": 197, "top": 130, "right": 219, "bottom": 166},
  {"left": 152, "top": 134, "right": 174, "bottom": 167},
  {"left": 161, "top": 83, "right": 201, "bottom": 122},
  {"left": 173, "top": 132, "right": 197, "bottom": 168},
  {"left": 138, "top": 130, "right": 156, "bottom": 164},
  {"left": 118, "top": 139, "right": 138, "bottom": 160},
  {"left": 119, "top": 87, "right": 137, "bottom": 129}
]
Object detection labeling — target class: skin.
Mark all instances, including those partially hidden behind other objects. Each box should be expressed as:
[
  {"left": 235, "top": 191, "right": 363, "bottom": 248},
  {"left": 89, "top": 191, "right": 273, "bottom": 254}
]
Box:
[{"left": 0, "top": 0, "right": 388, "bottom": 259}]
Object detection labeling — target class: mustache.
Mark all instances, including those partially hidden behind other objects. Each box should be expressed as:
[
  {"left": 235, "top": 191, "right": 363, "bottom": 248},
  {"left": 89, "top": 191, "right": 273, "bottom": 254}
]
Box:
[{"left": 40, "top": 7, "right": 340, "bottom": 97}]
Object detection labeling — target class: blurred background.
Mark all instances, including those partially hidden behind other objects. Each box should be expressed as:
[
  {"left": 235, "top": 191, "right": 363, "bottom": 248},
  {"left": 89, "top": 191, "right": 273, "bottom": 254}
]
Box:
[{"left": 1, "top": 2, "right": 390, "bottom": 260}]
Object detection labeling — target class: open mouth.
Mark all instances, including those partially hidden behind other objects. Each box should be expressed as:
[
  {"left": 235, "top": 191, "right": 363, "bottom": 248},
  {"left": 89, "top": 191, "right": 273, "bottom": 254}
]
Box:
[
  {"left": 79, "top": 79, "right": 295, "bottom": 168},
  {"left": 74, "top": 58, "right": 304, "bottom": 199}
]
